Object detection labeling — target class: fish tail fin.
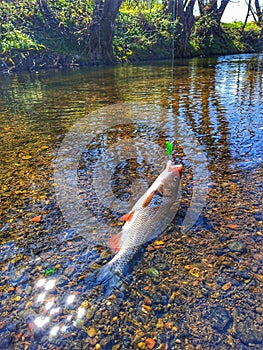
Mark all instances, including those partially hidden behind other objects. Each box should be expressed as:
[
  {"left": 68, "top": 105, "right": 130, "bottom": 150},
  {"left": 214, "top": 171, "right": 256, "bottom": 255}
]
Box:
[{"left": 85, "top": 261, "right": 124, "bottom": 298}]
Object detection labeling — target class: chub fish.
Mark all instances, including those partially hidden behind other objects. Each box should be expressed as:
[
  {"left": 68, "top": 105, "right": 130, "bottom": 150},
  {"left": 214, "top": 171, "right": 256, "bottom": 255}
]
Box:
[{"left": 86, "top": 160, "right": 182, "bottom": 296}]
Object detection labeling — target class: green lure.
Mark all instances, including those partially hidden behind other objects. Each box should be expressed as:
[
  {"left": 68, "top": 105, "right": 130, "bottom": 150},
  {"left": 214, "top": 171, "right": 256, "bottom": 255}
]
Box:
[{"left": 166, "top": 141, "right": 173, "bottom": 156}]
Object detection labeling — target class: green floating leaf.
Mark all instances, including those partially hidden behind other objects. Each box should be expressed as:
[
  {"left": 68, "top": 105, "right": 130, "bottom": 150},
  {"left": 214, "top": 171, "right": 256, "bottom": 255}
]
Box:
[{"left": 166, "top": 141, "right": 173, "bottom": 156}]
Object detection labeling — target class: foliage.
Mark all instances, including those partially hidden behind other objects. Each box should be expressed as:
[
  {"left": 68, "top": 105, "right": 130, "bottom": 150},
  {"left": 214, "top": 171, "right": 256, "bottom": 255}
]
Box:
[
  {"left": 49, "top": 0, "right": 93, "bottom": 28},
  {"left": 0, "top": 0, "right": 93, "bottom": 54},
  {"left": 0, "top": 0, "right": 262, "bottom": 68},
  {"left": 190, "top": 15, "right": 218, "bottom": 53},
  {"left": 222, "top": 21, "right": 263, "bottom": 52},
  {"left": 113, "top": 5, "right": 173, "bottom": 61},
  {"left": 0, "top": 25, "right": 45, "bottom": 53},
  {"left": 0, "top": 1, "right": 42, "bottom": 52},
  {"left": 189, "top": 14, "right": 239, "bottom": 55}
]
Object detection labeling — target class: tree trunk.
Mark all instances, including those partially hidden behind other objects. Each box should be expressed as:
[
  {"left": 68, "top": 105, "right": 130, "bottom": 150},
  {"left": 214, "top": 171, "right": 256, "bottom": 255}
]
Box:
[
  {"left": 175, "top": 0, "right": 197, "bottom": 57},
  {"left": 242, "top": 0, "right": 252, "bottom": 34},
  {"left": 198, "top": 0, "right": 230, "bottom": 24},
  {"left": 254, "top": 0, "right": 263, "bottom": 25},
  {"left": 82, "top": 0, "right": 124, "bottom": 64},
  {"left": 214, "top": 0, "right": 230, "bottom": 24},
  {"left": 38, "top": 0, "right": 71, "bottom": 37}
]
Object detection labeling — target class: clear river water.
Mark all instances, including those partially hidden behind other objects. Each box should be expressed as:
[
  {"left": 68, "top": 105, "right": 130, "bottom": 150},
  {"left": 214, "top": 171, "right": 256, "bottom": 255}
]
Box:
[{"left": 0, "top": 54, "right": 262, "bottom": 349}]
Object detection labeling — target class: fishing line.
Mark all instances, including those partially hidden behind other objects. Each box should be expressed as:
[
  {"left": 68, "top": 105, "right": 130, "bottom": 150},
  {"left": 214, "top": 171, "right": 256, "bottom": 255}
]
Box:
[{"left": 171, "top": 0, "right": 176, "bottom": 79}]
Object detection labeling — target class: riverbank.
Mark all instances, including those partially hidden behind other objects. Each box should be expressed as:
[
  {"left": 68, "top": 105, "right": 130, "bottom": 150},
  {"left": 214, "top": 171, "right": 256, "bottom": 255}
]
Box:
[
  {"left": 1, "top": 40, "right": 262, "bottom": 74},
  {"left": 1, "top": 29, "right": 262, "bottom": 74},
  {"left": 0, "top": 0, "right": 262, "bottom": 74}
]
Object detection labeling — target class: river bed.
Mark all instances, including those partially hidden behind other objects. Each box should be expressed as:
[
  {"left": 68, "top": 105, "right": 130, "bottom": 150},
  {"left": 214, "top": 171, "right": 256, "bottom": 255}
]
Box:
[{"left": 0, "top": 54, "right": 262, "bottom": 349}]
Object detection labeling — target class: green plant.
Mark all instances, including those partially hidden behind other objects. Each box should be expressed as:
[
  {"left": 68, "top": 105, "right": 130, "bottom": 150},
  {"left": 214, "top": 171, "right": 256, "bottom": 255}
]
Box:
[{"left": 113, "top": 6, "right": 172, "bottom": 61}]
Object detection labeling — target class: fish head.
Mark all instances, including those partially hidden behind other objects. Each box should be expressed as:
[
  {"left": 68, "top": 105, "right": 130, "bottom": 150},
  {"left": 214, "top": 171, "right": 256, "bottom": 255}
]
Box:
[{"left": 160, "top": 160, "right": 182, "bottom": 196}]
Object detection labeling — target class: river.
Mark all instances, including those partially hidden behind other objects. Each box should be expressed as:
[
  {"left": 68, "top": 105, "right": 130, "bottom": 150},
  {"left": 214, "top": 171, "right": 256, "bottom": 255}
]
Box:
[{"left": 0, "top": 54, "right": 262, "bottom": 349}]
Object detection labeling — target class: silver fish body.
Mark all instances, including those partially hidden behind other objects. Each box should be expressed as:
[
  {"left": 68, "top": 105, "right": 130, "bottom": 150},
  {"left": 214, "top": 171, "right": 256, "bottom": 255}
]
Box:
[{"left": 86, "top": 160, "right": 182, "bottom": 296}]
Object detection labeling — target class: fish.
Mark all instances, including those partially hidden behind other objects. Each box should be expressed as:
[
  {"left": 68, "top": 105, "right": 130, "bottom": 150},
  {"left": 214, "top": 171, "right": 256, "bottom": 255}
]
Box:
[{"left": 85, "top": 160, "right": 182, "bottom": 296}]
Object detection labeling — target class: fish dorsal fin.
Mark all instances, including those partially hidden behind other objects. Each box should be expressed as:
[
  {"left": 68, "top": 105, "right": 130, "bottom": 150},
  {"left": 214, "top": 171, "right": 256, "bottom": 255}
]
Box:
[
  {"left": 142, "top": 190, "right": 157, "bottom": 208},
  {"left": 119, "top": 210, "right": 135, "bottom": 222},
  {"left": 142, "top": 183, "right": 164, "bottom": 208},
  {"left": 109, "top": 233, "right": 122, "bottom": 252}
]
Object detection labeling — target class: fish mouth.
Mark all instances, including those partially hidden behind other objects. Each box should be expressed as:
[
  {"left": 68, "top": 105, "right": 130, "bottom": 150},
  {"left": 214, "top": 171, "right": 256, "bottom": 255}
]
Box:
[
  {"left": 169, "top": 164, "right": 183, "bottom": 178},
  {"left": 177, "top": 165, "right": 183, "bottom": 178}
]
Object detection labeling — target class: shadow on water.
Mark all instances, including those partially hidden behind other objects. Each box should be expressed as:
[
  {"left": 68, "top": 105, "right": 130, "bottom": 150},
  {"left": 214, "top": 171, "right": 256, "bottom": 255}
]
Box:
[{"left": 0, "top": 54, "right": 262, "bottom": 349}]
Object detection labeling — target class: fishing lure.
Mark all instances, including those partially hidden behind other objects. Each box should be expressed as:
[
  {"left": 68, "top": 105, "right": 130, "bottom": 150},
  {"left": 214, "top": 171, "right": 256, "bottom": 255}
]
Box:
[{"left": 166, "top": 141, "right": 173, "bottom": 156}]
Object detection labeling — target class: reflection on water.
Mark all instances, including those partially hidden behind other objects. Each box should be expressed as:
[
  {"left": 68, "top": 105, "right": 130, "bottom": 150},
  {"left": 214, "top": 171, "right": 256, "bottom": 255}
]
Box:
[{"left": 0, "top": 54, "right": 263, "bottom": 349}]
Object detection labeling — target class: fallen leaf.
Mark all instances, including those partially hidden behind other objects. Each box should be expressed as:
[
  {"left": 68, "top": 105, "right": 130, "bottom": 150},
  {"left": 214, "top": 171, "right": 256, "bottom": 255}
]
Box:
[
  {"left": 154, "top": 240, "right": 165, "bottom": 246},
  {"left": 30, "top": 215, "right": 41, "bottom": 222},
  {"left": 226, "top": 224, "right": 239, "bottom": 229},
  {"left": 146, "top": 338, "right": 156, "bottom": 349},
  {"left": 222, "top": 281, "right": 232, "bottom": 291},
  {"left": 22, "top": 155, "right": 33, "bottom": 160}
]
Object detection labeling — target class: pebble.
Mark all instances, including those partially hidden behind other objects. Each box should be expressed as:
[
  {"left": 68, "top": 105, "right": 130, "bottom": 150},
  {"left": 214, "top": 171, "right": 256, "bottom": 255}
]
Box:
[
  {"left": 189, "top": 267, "right": 200, "bottom": 278},
  {"left": 156, "top": 318, "right": 164, "bottom": 328},
  {"left": 185, "top": 345, "right": 195, "bottom": 350},
  {"left": 221, "top": 281, "right": 231, "bottom": 291},
  {"left": 64, "top": 266, "right": 75, "bottom": 277},
  {"left": 157, "top": 344, "right": 168, "bottom": 350},
  {"left": 142, "top": 304, "right": 151, "bottom": 314},
  {"left": 25, "top": 285, "right": 32, "bottom": 295},
  {"left": 112, "top": 345, "right": 120, "bottom": 350},
  {"left": 209, "top": 306, "right": 233, "bottom": 333},
  {"left": 137, "top": 342, "right": 146, "bottom": 349},
  {"left": 87, "top": 326, "right": 96, "bottom": 338},
  {"left": 210, "top": 291, "right": 220, "bottom": 299},
  {"left": 236, "top": 317, "right": 263, "bottom": 345},
  {"left": 0, "top": 331, "right": 12, "bottom": 349},
  {"left": 227, "top": 241, "right": 247, "bottom": 253},
  {"left": 154, "top": 240, "right": 165, "bottom": 246},
  {"left": 144, "top": 297, "right": 152, "bottom": 306},
  {"left": 10, "top": 270, "right": 29, "bottom": 287},
  {"left": 255, "top": 307, "right": 263, "bottom": 314},
  {"left": 146, "top": 267, "right": 159, "bottom": 278}
]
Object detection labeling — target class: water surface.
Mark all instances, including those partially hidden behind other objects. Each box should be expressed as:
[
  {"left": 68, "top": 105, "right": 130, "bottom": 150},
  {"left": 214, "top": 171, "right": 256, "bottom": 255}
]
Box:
[{"left": 0, "top": 54, "right": 262, "bottom": 349}]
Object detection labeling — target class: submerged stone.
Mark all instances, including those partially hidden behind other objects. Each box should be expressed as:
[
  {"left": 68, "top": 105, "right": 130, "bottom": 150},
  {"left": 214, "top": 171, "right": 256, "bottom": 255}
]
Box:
[
  {"left": 209, "top": 306, "right": 233, "bottom": 333},
  {"left": 236, "top": 317, "right": 263, "bottom": 345},
  {"left": 227, "top": 241, "right": 247, "bottom": 253},
  {"left": 146, "top": 267, "right": 159, "bottom": 278}
]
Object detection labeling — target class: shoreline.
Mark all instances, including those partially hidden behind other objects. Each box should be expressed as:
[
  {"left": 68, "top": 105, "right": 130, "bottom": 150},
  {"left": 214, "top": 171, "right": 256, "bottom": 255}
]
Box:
[{"left": 1, "top": 47, "right": 262, "bottom": 74}]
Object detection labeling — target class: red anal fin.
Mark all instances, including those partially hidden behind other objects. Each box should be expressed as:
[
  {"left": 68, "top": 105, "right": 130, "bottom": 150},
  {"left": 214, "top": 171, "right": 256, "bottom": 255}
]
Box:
[
  {"left": 142, "top": 190, "right": 157, "bottom": 208},
  {"left": 119, "top": 210, "right": 135, "bottom": 222},
  {"left": 109, "top": 233, "right": 121, "bottom": 252}
]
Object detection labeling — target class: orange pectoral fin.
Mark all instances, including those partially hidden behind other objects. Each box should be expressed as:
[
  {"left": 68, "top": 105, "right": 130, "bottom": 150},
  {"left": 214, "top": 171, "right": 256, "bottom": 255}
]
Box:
[
  {"left": 142, "top": 190, "right": 157, "bottom": 208},
  {"left": 119, "top": 210, "right": 135, "bottom": 222},
  {"left": 109, "top": 233, "right": 122, "bottom": 252}
]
